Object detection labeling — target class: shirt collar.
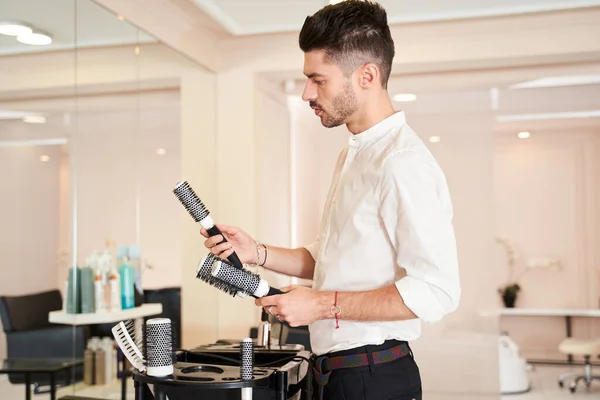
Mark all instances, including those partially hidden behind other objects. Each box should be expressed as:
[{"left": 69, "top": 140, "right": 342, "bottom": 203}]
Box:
[{"left": 348, "top": 111, "right": 406, "bottom": 148}]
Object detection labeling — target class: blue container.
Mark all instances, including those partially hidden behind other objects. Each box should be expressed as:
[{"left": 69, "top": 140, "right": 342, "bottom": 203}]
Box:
[{"left": 119, "top": 261, "right": 135, "bottom": 309}]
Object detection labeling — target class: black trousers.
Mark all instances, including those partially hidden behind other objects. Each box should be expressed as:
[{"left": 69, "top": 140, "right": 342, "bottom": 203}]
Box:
[{"left": 315, "top": 340, "right": 422, "bottom": 400}]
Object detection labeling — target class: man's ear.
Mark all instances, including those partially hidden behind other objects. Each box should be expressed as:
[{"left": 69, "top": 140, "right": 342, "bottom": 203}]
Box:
[{"left": 358, "top": 63, "right": 379, "bottom": 88}]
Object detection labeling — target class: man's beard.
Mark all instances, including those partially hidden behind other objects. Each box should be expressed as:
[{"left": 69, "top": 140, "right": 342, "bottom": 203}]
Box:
[{"left": 311, "top": 81, "right": 358, "bottom": 128}]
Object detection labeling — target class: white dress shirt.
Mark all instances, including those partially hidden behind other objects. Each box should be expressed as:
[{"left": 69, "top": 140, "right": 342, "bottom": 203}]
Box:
[{"left": 304, "top": 111, "right": 461, "bottom": 356}]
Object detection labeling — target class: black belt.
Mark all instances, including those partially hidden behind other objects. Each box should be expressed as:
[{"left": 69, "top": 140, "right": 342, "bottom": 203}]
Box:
[{"left": 311, "top": 341, "right": 410, "bottom": 400}]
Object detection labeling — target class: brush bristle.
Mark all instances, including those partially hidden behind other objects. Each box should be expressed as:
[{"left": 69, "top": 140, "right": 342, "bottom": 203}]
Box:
[
  {"left": 123, "top": 319, "right": 145, "bottom": 360},
  {"left": 212, "top": 261, "right": 261, "bottom": 296},
  {"left": 173, "top": 181, "right": 210, "bottom": 222},
  {"left": 197, "top": 253, "right": 243, "bottom": 297}
]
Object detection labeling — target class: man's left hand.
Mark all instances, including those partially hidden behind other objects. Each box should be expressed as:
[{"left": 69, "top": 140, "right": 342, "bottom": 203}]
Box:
[{"left": 255, "top": 285, "right": 329, "bottom": 327}]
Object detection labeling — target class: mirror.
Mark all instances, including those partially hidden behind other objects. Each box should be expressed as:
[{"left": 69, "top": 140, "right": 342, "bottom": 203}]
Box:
[{"left": 0, "top": 0, "right": 216, "bottom": 398}]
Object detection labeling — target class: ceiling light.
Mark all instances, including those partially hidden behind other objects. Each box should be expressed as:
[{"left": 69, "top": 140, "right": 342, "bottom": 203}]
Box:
[
  {"left": 17, "top": 32, "right": 52, "bottom": 46},
  {"left": 39, "top": 155, "right": 50, "bottom": 162},
  {"left": 393, "top": 93, "right": 417, "bottom": 102},
  {"left": 23, "top": 115, "right": 46, "bottom": 124},
  {"left": 156, "top": 148, "right": 166, "bottom": 155},
  {"left": 117, "top": 15, "right": 125, "bottom": 20},
  {"left": 0, "top": 138, "right": 67, "bottom": 148},
  {"left": 0, "top": 110, "right": 34, "bottom": 120},
  {"left": 497, "top": 110, "right": 600, "bottom": 122},
  {"left": 509, "top": 75, "right": 600, "bottom": 89},
  {"left": 429, "top": 136, "right": 441, "bottom": 143},
  {"left": 517, "top": 131, "right": 531, "bottom": 139},
  {"left": 0, "top": 21, "right": 33, "bottom": 36}
]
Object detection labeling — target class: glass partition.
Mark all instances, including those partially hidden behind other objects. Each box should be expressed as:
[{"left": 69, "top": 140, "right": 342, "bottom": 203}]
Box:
[{"left": 0, "top": 0, "right": 215, "bottom": 398}]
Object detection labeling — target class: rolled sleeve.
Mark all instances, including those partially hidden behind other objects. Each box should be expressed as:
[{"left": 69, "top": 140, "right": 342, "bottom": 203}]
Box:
[
  {"left": 379, "top": 150, "right": 461, "bottom": 322},
  {"left": 303, "top": 239, "right": 320, "bottom": 262}
]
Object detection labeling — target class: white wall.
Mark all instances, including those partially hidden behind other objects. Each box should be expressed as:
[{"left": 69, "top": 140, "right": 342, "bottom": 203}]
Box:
[
  {"left": 210, "top": 79, "right": 294, "bottom": 341},
  {"left": 179, "top": 70, "right": 220, "bottom": 348},
  {"left": 496, "top": 131, "right": 600, "bottom": 360},
  {"left": 69, "top": 98, "right": 182, "bottom": 289},
  {"left": 0, "top": 132, "right": 63, "bottom": 359}
]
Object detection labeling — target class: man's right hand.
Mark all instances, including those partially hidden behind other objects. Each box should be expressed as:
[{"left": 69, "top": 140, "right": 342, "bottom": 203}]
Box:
[{"left": 201, "top": 224, "right": 256, "bottom": 265}]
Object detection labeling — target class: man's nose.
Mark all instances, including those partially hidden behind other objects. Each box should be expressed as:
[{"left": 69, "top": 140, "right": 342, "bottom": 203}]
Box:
[{"left": 302, "top": 82, "right": 317, "bottom": 102}]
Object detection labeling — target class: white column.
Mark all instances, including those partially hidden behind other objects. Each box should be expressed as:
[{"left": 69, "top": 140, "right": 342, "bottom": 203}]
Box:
[{"left": 180, "top": 70, "right": 219, "bottom": 348}]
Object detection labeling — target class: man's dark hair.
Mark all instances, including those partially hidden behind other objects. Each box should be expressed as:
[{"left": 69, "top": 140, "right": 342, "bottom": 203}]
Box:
[{"left": 299, "top": 0, "right": 395, "bottom": 89}]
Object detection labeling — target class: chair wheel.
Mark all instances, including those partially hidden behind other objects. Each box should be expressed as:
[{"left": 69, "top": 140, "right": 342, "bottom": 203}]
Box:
[
  {"left": 558, "top": 380, "right": 564, "bottom": 388},
  {"left": 570, "top": 386, "right": 576, "bottom": 393}
]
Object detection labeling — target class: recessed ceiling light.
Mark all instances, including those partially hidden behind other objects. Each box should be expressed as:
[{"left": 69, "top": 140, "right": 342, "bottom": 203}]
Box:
[
  {"left": 393, "top": 93, "right": 417, "bottom": 102},
  {"left": 39, "top": 155, "right": 50, "bottom": 162},
  {"left": 117, "top": 15, "right": 125, "bottom": 20},
  {"left": 23, "top": 115, "right": 46, "bottom": 124},
  {"left": 17, "top": 32, "right": 52, "bottom": 46},
  {"left": 0, "top": 21, "right": 33, "bottom": 36},
  {"left": 156, "top": 148, "right": 166, "bottom": 155},
  {"left": 429, "top": 136, "right": 441, "bottom": 143},
  {"left": 517, "top": 131, "right": 531, "bottom": 139}
]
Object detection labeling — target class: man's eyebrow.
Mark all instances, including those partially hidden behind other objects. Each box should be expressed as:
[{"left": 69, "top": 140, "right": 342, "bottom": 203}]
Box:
[{"left": 304, "top": 72, "right": 327, "bottom": 79}]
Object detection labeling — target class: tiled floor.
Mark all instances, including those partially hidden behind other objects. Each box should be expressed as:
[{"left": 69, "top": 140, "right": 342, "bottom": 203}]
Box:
[
  {"left": 500, "top": 364, "right": 600, "bottom": 399},
  {"left": 1, "top": 364, "right": 599, "bottom": 399}
]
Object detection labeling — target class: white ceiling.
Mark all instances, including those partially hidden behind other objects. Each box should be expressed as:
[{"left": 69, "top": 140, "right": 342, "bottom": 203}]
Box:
[
  {"left": 0, "top": 0, "right": 156, "bottom": 56},
  {"left": 192, "top": 0, "right": 600, "bottom": 36}
]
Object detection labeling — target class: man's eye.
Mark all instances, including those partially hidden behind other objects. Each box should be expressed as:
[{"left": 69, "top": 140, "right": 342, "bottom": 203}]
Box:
[{"left": 314, "top": 80, "right": 324, "bottom": 85}]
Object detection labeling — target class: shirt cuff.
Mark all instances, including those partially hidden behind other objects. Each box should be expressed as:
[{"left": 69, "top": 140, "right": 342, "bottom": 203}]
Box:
[{"left": 395, "top": 276, "right": 457, "bottom": 323}]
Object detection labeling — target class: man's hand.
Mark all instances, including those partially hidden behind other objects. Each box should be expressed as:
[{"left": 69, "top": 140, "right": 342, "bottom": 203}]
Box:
[
  {"left": 255, "top": 285, "right": 332, "bottom": 327},
  {"left": 200, "top": 224, "right": 256, "bottom": 265},
  {"left": 258, "top": 284, "right": 419, "bottom": 325}
]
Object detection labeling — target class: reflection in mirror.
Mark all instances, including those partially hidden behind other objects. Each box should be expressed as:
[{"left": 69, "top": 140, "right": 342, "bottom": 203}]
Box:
[
  {"left": 0, "top": 0, "right": 215, "bottom": 399},
  {"left": 0, "top": 1, "right": 78, "bottom": 399}
]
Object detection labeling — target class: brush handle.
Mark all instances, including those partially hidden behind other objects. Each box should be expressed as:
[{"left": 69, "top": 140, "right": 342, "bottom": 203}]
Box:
[
  {"left": 206, "top": 225, "right": 244, "bottom": 270},
  {"left": 267, "top": 287, "right": 283, "bottom": 296},
  {"left": 247, "top": 286, "right": 283, "bottom": 299}
]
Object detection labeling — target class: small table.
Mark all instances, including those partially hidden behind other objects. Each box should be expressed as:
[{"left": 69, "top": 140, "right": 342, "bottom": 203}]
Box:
[
  {"left": 48, "top": 304, "right": 163, "bottom": 400},
  {"left": 0, "top": 358, "right": 83, "bottom": 400},
  {"left": 500, "top": 307, "right": 600, "bottom": 365}
]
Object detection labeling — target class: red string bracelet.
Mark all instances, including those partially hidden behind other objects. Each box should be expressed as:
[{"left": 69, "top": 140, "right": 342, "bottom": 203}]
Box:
[{"left": 330, "top": 291, "right": 341, "bottom": 329}]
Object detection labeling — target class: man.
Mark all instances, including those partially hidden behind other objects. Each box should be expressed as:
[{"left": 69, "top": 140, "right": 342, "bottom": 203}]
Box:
[{"left": 201, "top": 1, "right": 461, "bottom": 399}]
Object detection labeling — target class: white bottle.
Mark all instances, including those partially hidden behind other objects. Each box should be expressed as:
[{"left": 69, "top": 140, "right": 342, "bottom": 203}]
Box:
[
  {"left": 94, "top": 272, "right": 106, "bottom": 313},
  {"left": 109, "top": 267, "right": 121, "bottom": 312},
  {"left": 101, "top": 337, "right": 114, "bottom": 382}
]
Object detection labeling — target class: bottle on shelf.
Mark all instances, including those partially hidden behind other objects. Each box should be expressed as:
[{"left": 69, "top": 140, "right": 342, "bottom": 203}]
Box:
[
  {"left": 66, "top": 266, "right": 81, "bottom": 314},
  {"left": 84, "top": 339, "right": 96, "bottom": 385},
  {"left": 109, "top": 268, "right": 121, "bottom": 312},
  {"left": 119, "top": 256, "right": 135, "bottom": 310},
  {"left": 80, "top": 256, "right": 95, "bottom": 314},
  {"left": 94, "top": 345, "right": 106, "bottom": 385}
]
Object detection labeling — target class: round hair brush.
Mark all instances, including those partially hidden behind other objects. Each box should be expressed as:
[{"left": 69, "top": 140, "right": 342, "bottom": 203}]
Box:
[
  {"left": 197, "top": 253, "right": 247, "bottom": 298},
  {"left": 173, "top": 180, "right": 244, "bottom": 270},
  {"left": 197, "top": 253, "right": 282, "bottom": 298}
]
